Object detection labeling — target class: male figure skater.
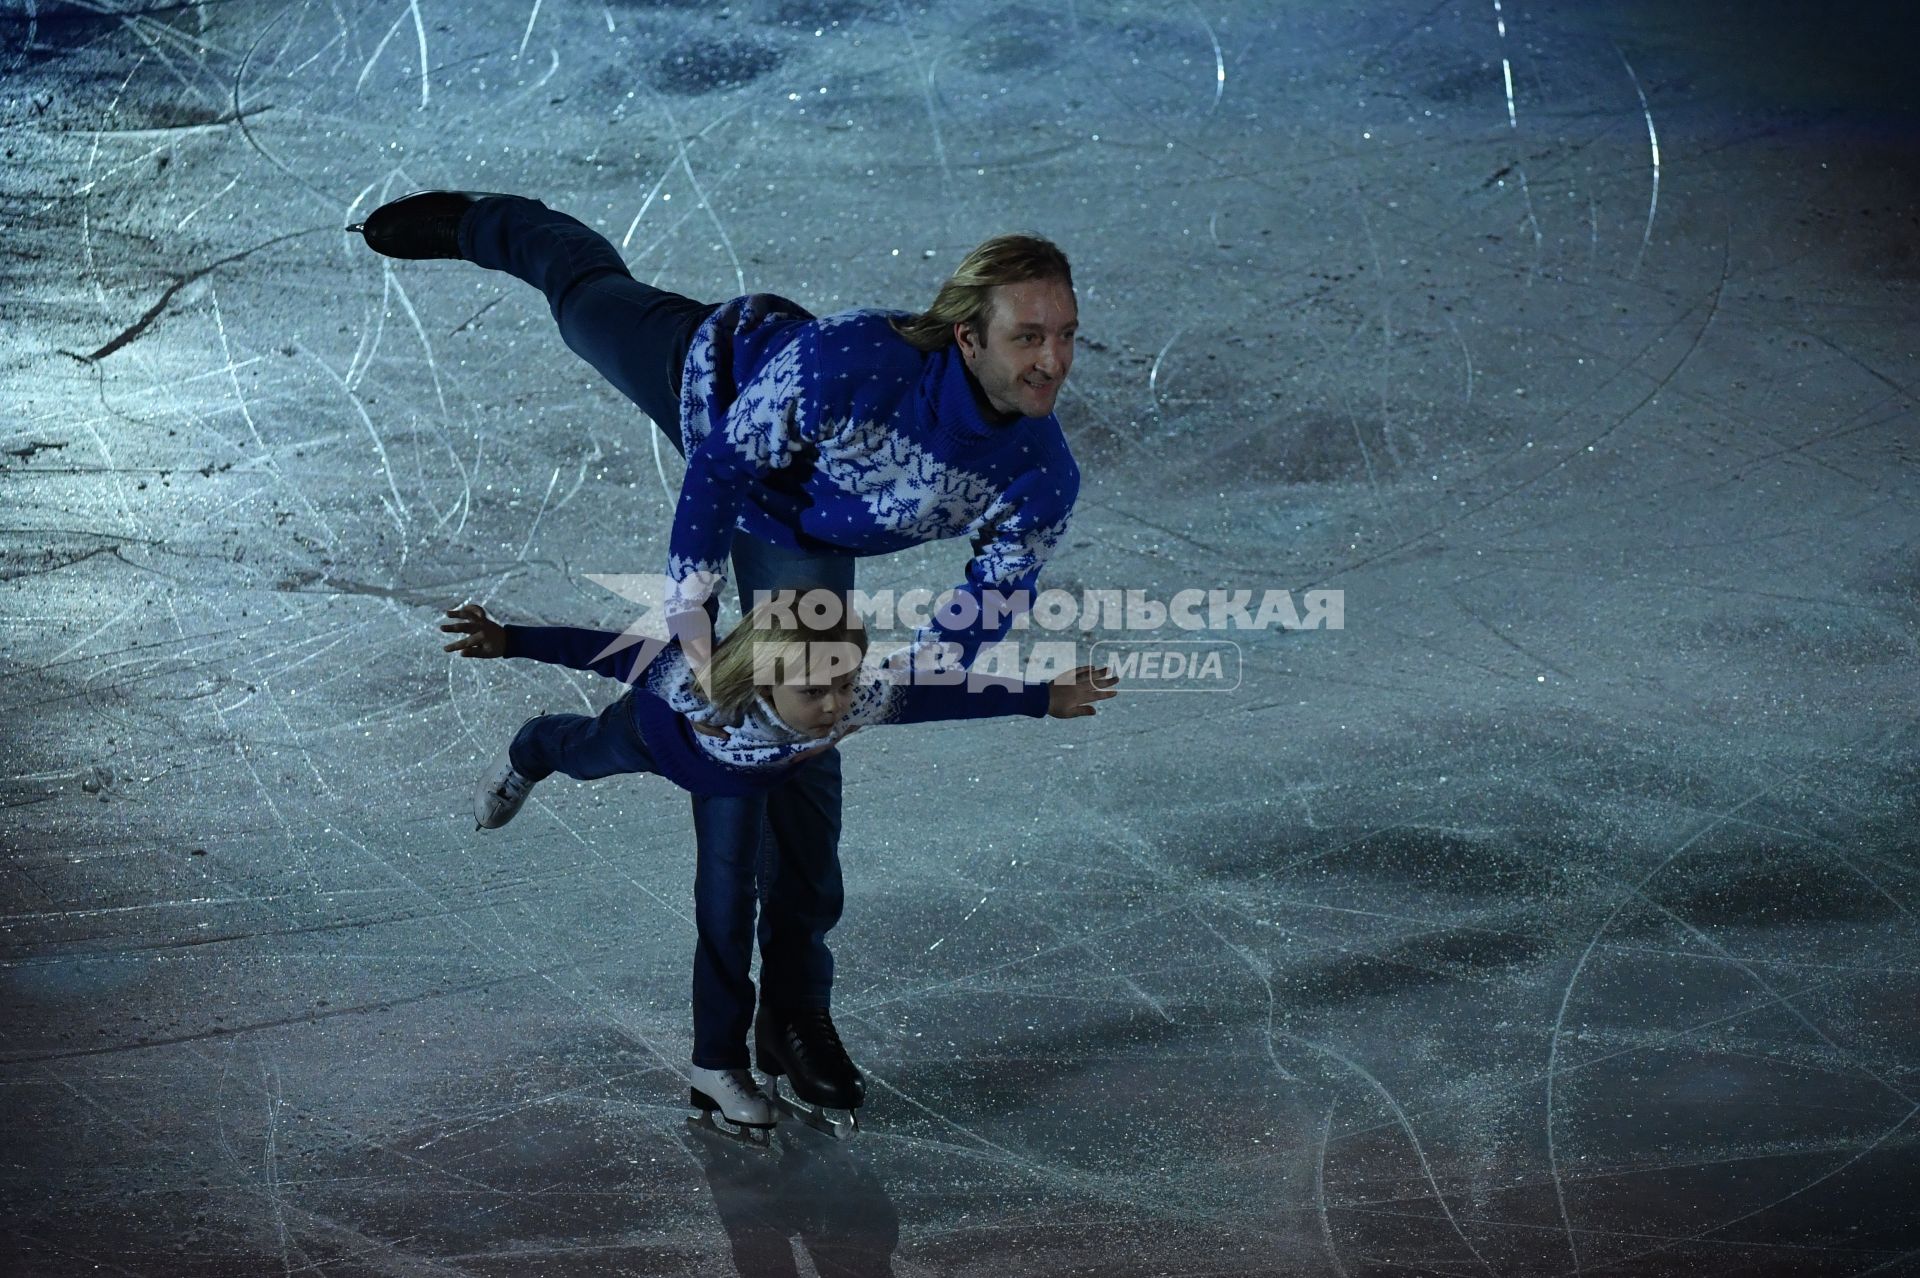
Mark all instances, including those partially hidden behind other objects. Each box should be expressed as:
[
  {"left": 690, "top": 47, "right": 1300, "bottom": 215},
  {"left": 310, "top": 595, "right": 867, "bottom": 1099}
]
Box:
[{"left": 355, "top": 190, "right": 1081, "bottom": 1136}]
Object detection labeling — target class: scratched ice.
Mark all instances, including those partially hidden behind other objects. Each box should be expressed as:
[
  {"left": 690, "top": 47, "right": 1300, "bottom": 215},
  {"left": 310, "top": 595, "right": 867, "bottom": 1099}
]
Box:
[{"left": 4, "top": 0, "right": 1918, "bottom": 1274}]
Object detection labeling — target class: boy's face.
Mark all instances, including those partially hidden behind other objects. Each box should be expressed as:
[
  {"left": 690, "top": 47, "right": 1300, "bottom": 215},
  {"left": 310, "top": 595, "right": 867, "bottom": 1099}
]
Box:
[
  {"left": 956, "top": 278, "right": 1078, "bottom": 420},
  {"left": 770, "top": 670, "right": 858, "bottom": 737}
]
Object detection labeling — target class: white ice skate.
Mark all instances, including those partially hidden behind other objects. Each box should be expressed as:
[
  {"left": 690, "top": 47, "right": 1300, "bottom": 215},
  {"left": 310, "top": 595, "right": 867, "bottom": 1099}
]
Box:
[
  {"left": 473, "top": 754, "right": 536, "bottom": 829},
  {"left": 686, "top": 1064, "right": 778, "bottom": 1147}
]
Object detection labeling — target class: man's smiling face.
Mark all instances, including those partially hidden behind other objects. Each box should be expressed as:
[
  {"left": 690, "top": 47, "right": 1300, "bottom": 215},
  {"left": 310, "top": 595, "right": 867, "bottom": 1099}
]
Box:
[{"left": 956, "top": 278, "right": 1078, "bottom": 419}]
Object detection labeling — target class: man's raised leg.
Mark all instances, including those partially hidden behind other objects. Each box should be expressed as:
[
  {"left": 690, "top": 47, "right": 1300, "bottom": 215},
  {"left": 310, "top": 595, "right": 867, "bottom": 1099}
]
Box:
[
  {"left": 456, "top": 195, "right": 715, "bottom": 444},
  {"left": 356, "top": 192, "right": 712, "bottom": 446}
]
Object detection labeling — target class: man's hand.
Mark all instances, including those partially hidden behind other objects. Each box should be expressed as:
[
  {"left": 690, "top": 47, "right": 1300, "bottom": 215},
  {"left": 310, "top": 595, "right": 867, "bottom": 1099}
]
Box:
[
  {"left": 1048, "top": 665, "right": 1119, "bottom": 719},
  {"left": 737, "top": 292, "right": 787, "bottom": 330},
  {"left": 441, "top": 603, "right": 507, "bottom": 658},
  {"left": 684, "top": 634, "right": 714, "bottom": 689},
  {"left": 668, "top": 609, "right": 716, "bottom": 692}
]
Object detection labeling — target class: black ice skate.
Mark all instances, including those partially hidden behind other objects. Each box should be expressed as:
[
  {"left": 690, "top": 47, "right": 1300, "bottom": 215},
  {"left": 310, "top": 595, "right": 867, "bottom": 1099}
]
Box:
[
  {"left": 348, "top": 190, "right": 497, "bottom": 260},
  {"left": 755, "top": 1004, "right": 864, "bottom": 1139}
]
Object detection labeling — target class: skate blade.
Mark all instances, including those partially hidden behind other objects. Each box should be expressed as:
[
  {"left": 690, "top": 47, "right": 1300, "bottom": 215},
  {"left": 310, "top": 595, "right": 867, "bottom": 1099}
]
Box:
[
  {"left": 684, "top": 1111, "right": 774, "bottom": 1149},
  {"left": 769, "top": 1089, "right": 859, "bottom": 1140}
]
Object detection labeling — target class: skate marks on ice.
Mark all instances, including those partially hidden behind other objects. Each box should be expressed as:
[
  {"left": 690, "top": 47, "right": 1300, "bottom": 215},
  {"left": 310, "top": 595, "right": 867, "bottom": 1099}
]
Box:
[
  {"left": 8, "top": 0, "right": 1920, "bottom": 1272},
  {"left": 924, "top": 716, "right": 1920, "bottom": 1274}
]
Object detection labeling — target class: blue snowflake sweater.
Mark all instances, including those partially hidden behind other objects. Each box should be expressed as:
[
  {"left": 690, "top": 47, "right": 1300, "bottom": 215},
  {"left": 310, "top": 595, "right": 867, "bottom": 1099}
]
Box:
[
  {"left": 502, "top": 624, "right": 1051, "bottom": 796},
  {"left": 667, "top": 294, "right": 1080, "bottom": 668}
]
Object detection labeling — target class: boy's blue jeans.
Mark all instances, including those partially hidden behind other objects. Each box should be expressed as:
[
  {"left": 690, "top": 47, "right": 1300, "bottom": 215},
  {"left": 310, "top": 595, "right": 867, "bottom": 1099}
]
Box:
[{"left": 465, "top": 195, "right": 855, "bottom": 1070}]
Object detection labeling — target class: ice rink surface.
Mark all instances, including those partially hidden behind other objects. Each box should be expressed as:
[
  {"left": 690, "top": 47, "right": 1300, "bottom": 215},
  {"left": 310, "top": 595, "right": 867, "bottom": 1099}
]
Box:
[{"left": 4, "top": 0, "right": 1918, "bottom": 1273}]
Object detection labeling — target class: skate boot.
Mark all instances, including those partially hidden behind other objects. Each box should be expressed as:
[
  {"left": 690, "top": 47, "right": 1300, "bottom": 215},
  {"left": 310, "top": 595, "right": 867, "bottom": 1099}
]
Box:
[
  {"left": 755, "top": 1004, "right": 864, "bottom": 1139},
  {"left": 348, "top": 190, "right": 497, "bottom": 260},
  {"left": 473, "top": 753, "right": 536, "bottom": 829},
  {"left": 686, "top": 1063, "right": 777, "bottom": 1147}
]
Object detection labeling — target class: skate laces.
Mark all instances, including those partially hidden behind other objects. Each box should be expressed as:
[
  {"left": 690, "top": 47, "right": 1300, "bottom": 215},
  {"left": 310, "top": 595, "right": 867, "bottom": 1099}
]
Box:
[
  {"left": 789, "top": 1007, "right": 848, "bottom": 1060},
  {"left": 715, "top": 1068, "right": 761, "bottom": 1103},
  {"left": 493, "top": 767, "right": 532, "bottom": 801}
]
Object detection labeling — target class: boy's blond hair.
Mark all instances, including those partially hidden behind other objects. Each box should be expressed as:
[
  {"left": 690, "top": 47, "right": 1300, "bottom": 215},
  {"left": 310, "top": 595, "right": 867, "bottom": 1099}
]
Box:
[
  {"left": 700, "top": 589, "right": 869, "bottom": 720},
  {"left": 890, "top": 234, "right": 1074, "bottom": 352}
]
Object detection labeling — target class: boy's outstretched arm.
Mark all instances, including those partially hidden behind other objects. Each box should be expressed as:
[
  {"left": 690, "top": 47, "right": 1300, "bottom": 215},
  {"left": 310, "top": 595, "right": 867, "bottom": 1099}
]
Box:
[
  {"left": 845, "top": 661, "right": 1118, "bottom": 730},
  {"left": 440, "top": 603, "right": 661, "bottom": 684}
]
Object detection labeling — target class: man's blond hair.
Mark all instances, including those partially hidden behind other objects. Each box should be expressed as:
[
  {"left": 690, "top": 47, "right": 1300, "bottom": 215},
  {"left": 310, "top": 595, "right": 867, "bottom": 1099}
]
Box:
[{"left": 890, "top": 234, "right": 1073, "bottom": 352}]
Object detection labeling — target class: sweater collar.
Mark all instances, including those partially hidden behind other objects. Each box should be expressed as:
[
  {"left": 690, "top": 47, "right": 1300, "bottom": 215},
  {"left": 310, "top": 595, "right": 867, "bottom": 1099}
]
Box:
[
  {"left": 928, "top": 343, "right": 1047, "bottom": 443},
  {"left": 749, "top": 690, "right": 816, "bottom": 743}
]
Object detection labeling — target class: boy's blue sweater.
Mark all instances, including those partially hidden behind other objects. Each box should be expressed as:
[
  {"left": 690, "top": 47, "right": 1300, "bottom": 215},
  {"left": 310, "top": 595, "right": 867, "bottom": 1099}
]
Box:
[
  {"left": 502, "top": 624, "right": 1050, "bottom": 796},
  {"left": 669, "top": 295, "right": 1080, "bottom": 668}
]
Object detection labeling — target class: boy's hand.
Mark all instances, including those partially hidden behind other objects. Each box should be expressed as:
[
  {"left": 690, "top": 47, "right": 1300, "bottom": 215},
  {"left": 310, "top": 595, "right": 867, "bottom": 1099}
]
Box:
[
  {"left": 684, "top": 634, "right": 714, "bottom": 689},
  {"left": 667, "top": 609, "right": 715, "bottom": 692},
  {"left": 1048, "top": 665, "right": 1119, "bottom": 719},
  {"left": 441, "top": 603, "right": 507, "bottom": 658}
]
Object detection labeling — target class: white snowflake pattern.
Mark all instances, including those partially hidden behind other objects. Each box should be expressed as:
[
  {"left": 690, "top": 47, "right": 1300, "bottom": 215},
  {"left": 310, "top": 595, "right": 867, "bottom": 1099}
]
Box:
[
  {"left": 678, "top": 320, "right": 724, "bottom": 450},
  {"left": 666, "top": 556, "right": 728, "bottom": 612},
  {"left": 719, "top": 337, "right": 809, "bottom": 467},
  {"left": 814, "top": 308, "right": 895, "bottom": 334},
  {"left": 971, "top": 506, "right": 1072, "bottom": 586},
  {"left": 678, "top": 294, "right": 814, "bottom": 454},
  {"left": 812, "top": 416, "right": 999, "bottom": 543}
]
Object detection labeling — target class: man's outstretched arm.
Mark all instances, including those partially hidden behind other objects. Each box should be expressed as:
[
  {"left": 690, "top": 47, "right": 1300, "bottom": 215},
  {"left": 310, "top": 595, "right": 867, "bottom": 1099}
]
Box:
[{"left": 888, "top": 459, "right": 1081, "bottom": 673}]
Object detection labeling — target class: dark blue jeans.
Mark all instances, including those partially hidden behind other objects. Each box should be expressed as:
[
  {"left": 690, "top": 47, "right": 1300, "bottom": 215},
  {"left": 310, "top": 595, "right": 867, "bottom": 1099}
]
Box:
[{"left": 465, "top": 195, "right": 855, "bottom": 1069}]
